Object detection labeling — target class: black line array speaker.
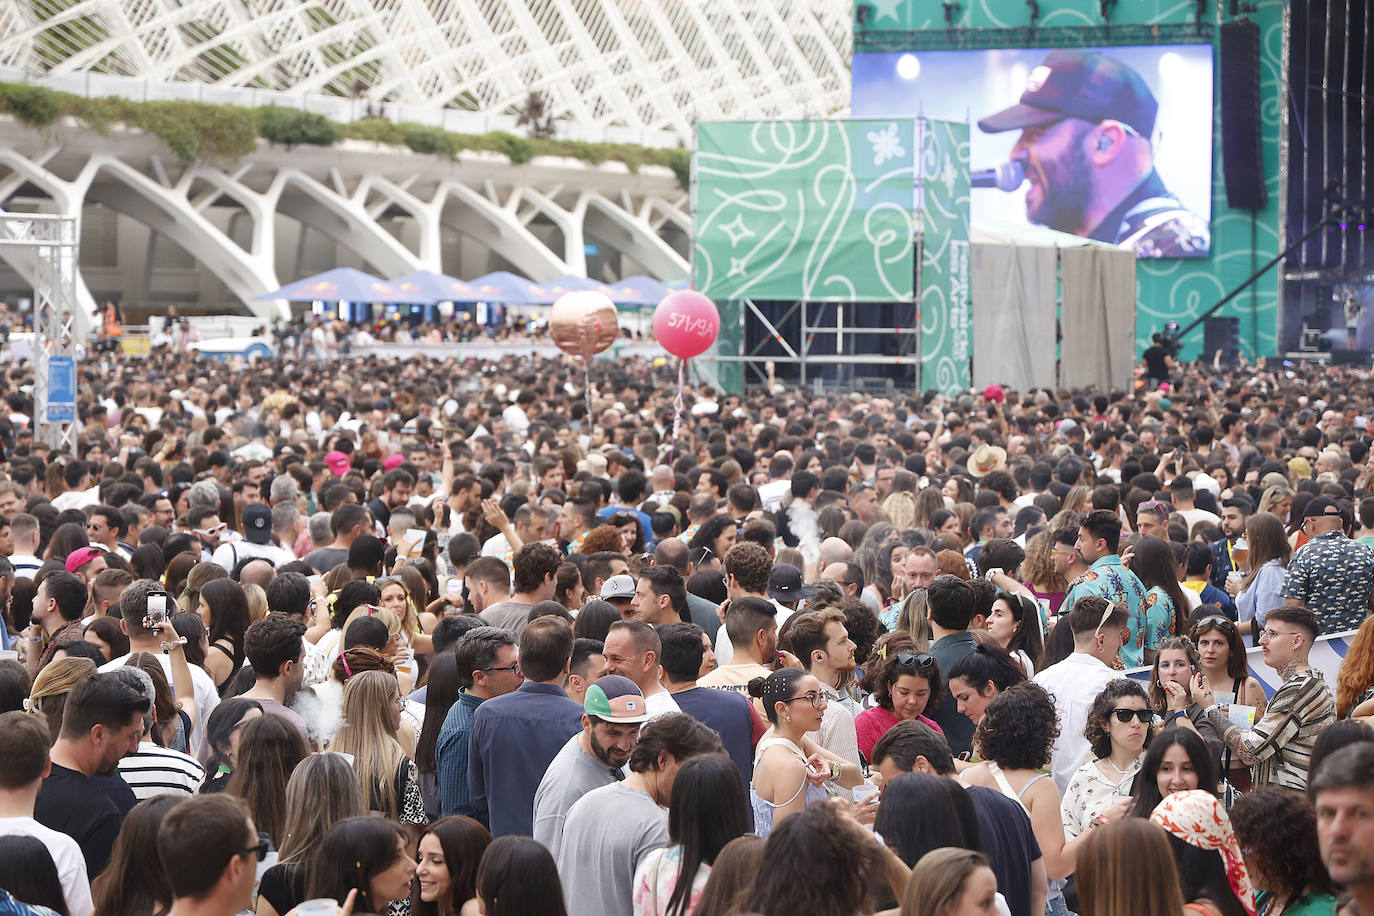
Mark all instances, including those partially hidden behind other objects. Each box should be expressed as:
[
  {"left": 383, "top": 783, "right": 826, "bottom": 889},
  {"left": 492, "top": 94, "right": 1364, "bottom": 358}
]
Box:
[
  {"left": 1204, "top": 316, "right": 1241, "bottom": 363},
  {"left": 1220, "top": 20, "right": 1268, "bottom": 210}
]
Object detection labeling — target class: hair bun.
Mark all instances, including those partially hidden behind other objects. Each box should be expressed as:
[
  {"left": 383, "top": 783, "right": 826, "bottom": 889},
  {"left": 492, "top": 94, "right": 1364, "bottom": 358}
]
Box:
[{"left": 746, "top": 676, "right": 768, "bottom": 699}]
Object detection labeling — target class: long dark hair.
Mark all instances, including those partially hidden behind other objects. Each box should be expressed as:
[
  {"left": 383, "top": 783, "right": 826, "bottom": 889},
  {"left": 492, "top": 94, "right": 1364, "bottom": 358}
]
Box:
[
  {"left": 1128, "top": 729, "right": 1218, "bottom": 819},
  {"left": 664, "top": 754, "right": 750, "bottom": 916},
  {"left": 873, "top": 772, "right": 980, "bottom": 867},
  {"left": 742, "top": 802, "right": 880, "bottom": 916},
  {"left": 1131, "top": 536, "right": 1189, "bottom": 638},
  {"left": 476, "top": 835, "right": 568, "bottom": 916},
  {"left": 89, "top": 795, "right": 179, "bottom": 916},
  {"left": 201, "top": 578, "right": 251, "bottom": 668},
  {"left": 0, "top": 835, "right": 69, "bottom": 915},
  {"left": 416, "top": 653, "right": 459, "bottom": 776},
  {"left": 196, "top": 696, "right": 262, "bottom": 770},
  {"left": 996, "top": 592, "right": 1046, "bottom": 671},
  {"left": 224, "top": 712, "right": 309, "bottom": 846},
  {"left": 412, "top": 816, "right": 491, "bottom": 916},
  {"left": 308, "top": 816, "right": 409, "bottom": 916},
  {"left": 1166, "top": 833, "right": 1248, "bottom": 916}
]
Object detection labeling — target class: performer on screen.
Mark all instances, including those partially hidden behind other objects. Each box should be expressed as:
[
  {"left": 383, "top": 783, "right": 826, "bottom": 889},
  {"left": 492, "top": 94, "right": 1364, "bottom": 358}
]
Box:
[{"left": 977, "top": 49, "right": 1210, "bottom": 258}]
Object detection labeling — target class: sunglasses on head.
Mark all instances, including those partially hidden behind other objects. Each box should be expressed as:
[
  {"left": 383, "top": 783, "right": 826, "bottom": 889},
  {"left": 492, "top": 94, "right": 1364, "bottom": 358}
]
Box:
[
  {"left": 1191, "top": 615, "right": 1235, "bottom": 636},
  {"left": 893, "top": 651, "right": 938, "bottom": 674}
]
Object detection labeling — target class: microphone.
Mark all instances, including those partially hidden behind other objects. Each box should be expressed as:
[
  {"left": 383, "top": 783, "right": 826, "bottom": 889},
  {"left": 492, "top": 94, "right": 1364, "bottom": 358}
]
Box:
[{"left": 970, "top": 160, "right": 1026, "bottom": 191}]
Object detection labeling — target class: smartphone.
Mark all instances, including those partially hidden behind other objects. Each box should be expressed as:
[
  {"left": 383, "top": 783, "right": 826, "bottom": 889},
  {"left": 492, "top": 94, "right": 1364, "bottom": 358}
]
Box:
[
  {"left": 307, "top": 574, "right": 322, "bottom": 588},
  {"left": 143, "top": 594, "right": 167, "bottom": 631}
]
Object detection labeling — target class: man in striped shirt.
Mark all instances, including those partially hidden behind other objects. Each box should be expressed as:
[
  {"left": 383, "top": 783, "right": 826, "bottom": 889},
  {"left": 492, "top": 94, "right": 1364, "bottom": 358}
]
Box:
[
  {"left": 110, "top": 667, "right": 205, "bottom": 799},
  {"left": 1199, "top": 604, "right": 1335, "bottom": 791}
]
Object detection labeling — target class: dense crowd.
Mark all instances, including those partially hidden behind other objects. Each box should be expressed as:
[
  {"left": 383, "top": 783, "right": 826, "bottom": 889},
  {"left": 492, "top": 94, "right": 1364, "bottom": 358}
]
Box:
[{"left": 1, "top": 343, "right": 1374, "bottom": 916}]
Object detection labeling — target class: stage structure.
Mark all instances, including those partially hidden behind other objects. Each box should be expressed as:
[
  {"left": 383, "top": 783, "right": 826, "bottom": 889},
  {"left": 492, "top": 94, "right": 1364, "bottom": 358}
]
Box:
[
  {"left": 693, "top": 118, "right": 973, "bottom": 395},
  {"left": 0, "top": 213, "right": 80, "bottom": 453}
]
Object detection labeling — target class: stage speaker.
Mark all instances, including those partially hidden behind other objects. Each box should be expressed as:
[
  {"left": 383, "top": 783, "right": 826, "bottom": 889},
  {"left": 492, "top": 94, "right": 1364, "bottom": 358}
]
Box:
[
  {"left": 1219, "top": 20, "right": 1267, "bottom": 210},
  {"left": 1204, "top": 316, "right": 1241, "bottom": 363}
]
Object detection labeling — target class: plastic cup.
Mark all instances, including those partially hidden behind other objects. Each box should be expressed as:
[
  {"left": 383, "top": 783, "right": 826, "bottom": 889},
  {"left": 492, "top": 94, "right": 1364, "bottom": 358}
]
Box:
[
  {"left": 852, "top": 783, "right": 880, "bottom": 805},
  {"left": 297, "top": 900, "right": 339, "bottom": 916}
]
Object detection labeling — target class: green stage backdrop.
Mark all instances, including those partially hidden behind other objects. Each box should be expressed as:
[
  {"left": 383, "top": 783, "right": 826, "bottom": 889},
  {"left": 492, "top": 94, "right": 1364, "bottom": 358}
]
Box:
[
  {"left": 853, "top": 0, "right": 1284, "bottom": 361},
  {"left": 917, "top": 118, "right": 972, "bottom": 394},
  {"left": 693, "top": 120, "right": 917, "bottom": 303}
]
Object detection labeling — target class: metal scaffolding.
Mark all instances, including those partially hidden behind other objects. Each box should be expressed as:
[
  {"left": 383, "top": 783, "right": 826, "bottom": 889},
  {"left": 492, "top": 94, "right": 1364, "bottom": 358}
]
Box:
[{"left": 0, "top": 214, "right": 80, "bottom": 454}]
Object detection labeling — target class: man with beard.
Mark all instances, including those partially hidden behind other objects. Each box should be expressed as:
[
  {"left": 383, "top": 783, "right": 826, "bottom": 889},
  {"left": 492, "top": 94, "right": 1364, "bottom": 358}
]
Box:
[
  {"left": 977, "top": 49, "right": 1208, "bottom": 257},
  {"left": 531, "top": 675, "right": 647, "bottom": 859}
]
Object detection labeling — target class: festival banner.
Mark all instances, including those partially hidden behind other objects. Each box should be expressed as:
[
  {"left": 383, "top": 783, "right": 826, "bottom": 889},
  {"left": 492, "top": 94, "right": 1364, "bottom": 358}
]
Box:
[
  {"left": 693, "top": 119, "right": 916, "bottom": 303},
  {"left": 916, "top": 117, "right": 971, "bottom": 396}
]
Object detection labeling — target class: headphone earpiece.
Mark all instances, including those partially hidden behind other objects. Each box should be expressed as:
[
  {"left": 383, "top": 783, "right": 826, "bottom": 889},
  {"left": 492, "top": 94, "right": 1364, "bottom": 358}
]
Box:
[{"left": 1097, "top": 134, "right": 1113, "bottom": 152}]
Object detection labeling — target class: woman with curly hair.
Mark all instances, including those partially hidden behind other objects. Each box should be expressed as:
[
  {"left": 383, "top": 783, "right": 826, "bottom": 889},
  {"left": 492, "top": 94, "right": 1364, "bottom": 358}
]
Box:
[
  {"left": 854, "top": 633, "right": 944, "bottom": 760},
  {"left": 579, "top": 523, "right": 627, "bottom": 556},
  {"left": 962, "top": 683, "right": 1079, "bottom": 915},
  {"left": 1062, "top": 679, "right": 1153, "bottom": 839},
  {"left": 1336, "top": 615, "right": 1374, "bottom": 719},
  {"left": 1021, "top": 529, "right": 1069, "bottom": 617},
  {"left": 1230, "top": 787, "right": 1336, "bottom": 916},
  {"left": 881, "top": 491, "right": 919, "bottom": 531}
]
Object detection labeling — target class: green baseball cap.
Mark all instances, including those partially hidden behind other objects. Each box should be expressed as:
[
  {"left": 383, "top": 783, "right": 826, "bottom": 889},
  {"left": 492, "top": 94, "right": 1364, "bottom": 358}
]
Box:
[{"left": 584, "top": 675, "right": 650, "bottom": 724}]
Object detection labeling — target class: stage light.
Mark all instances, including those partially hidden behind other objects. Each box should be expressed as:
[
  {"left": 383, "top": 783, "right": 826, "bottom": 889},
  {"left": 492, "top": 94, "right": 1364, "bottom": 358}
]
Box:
[
  {"left": 1360, "top": 224, "right": 1367, "bottom": 231},
  {"left": 896, "top": 54, "right": 921, "bottom": 80},
  {"left": 1340, "top": 222, "right": 1349, "bottom": 229}
]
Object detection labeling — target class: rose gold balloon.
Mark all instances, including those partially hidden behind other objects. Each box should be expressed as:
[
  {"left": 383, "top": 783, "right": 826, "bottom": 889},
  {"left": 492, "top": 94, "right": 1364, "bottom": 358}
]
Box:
[{"left": 548, "top": 291, "right": 618, "bottom": 359}]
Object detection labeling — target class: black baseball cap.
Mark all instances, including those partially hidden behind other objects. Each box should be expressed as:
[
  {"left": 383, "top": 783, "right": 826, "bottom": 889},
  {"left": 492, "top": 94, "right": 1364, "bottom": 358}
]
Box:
[
  {"left": 977, "top": 50, "right": 1158, "bottom": 138},
  {"left": 1302, "top": 497, "right": 1344, "bottom": 520},
  {"left": 767, "top": 564, "right": 811, "bottom": 603},
  {"left": 243, "top": 503, "right": 272, "bottom": 544}
]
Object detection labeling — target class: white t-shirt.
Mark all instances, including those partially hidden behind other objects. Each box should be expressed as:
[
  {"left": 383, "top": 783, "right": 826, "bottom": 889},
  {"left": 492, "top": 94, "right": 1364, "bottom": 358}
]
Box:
[{"left": 0, "top": 816, "right": 93, "bottom": 916}]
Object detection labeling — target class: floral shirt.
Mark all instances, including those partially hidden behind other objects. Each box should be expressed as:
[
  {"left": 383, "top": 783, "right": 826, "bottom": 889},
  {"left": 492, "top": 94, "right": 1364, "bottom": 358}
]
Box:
[
  {"left": 1060, "top": 556, "right": 1150, "bottom": 666},
  {"left": 632, "top": 845, "right": 710, "bottom": 916},
  {"left": 1060, "top": 754, "right": 1142, "bottom": 839},
  {"left": 1139, "top": 586, "right": 1180, "bottom": 656},
  {"left": 1282, "top": 529, "right": 1374, "bottom": 634}
]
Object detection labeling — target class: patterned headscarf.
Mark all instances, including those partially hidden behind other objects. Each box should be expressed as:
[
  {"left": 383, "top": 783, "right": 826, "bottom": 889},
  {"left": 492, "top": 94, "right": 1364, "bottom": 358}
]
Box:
[{"left": 1150, "top": 790, "right": 1257, "bottom": 916}]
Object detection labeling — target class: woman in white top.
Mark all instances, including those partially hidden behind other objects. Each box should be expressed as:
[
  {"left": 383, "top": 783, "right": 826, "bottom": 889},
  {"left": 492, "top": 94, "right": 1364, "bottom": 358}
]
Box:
[
  {"left": 745, "top": 669, "right": 865, "bottom": 839},
  {"left": 1060, "top": 679, "right": 1153, "bottom": 839}
]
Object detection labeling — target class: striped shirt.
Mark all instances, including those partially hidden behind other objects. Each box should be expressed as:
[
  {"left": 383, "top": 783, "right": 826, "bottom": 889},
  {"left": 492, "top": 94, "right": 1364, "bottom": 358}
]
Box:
[
  {"left": 117, "top": 742, "right": 206, "bottom": 799},
  {"left": 1206, "top": 667, "right": 1335, "bottom": 791}
]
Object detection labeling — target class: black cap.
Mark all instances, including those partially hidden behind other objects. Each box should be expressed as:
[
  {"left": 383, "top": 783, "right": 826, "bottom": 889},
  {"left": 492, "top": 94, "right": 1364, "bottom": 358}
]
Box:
[
  {"left": 242, "top": 503, "right": 273, "bottom": 544},
  {"left": 1302, "top": 497, "right": 1343, "bottom": 520},
  {"left": 977, "top": 50, "right": 1158, "bottom": 138},
  {"left": 767, "top": 564, "right": 811, "bottom": 603}
]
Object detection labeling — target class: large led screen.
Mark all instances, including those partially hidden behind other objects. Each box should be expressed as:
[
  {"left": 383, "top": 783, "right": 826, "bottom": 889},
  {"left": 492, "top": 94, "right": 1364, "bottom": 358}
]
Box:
[{"left": 852, "top": 45, "right": 1214, "bottom": 258}]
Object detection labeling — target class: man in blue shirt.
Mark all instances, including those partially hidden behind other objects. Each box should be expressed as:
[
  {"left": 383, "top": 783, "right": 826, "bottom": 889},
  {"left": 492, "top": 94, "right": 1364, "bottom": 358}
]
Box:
[
  {"left": 467, "top": 614, "right": 584, "bottom": 836},
  {"left": 435, "top": 627, "right": 521, "bottom": 817},
  {"left": 659, "top": 622, "right": 755, "bottom": 786},
  {"left": 1061, "top": 509, "right": 1149, "bottom": 667}
]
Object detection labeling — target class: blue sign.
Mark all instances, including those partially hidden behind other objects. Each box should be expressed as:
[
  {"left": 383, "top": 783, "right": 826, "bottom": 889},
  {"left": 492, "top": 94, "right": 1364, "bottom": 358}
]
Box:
[{"left": 46, "top": 355, "right": 76, "bottom": 423}]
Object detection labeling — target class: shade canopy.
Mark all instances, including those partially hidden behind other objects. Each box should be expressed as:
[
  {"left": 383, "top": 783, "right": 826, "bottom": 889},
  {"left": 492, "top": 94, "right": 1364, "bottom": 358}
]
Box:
[
  {"left": 606, "top": 275, "right": 672, "bottom": 307},
  {"left": 257, "top": 267, "right": 423, "bottom": 303},
  {"left": 389, "top": 270, "right": 478, "bottom": 304},
  {"left": 530, "top": 275, "right": 618, "bottom": 305},
  {"left": 462, "top": 271, "right": 543, "bottom": 304}
]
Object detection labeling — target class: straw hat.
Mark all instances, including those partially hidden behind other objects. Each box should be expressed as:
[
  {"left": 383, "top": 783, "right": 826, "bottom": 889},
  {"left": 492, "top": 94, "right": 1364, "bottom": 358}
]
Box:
[{"left": 967, "top": 444, "right": 1008, "bottom": 478}]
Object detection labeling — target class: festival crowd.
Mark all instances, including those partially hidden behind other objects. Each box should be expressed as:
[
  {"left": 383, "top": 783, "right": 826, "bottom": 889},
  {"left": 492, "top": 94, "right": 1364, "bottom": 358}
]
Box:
[{"left": 0, "top": 344, "right": 1373, "bottom": 916}]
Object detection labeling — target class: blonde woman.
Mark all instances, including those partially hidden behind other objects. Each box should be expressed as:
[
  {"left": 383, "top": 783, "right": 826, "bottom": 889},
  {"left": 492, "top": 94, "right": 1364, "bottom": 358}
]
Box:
[
  {"left": 26, "top": 657, "right": 97, "bottom": 741},
  {"left": 257, "top": 753, "right": 367, "bottom": 916},
  {"left": 330, "top": 669, "right": 427, "bottom": 827},
  {"left": 243, "top": 583, "right": 269, "bottom": 623},
  {"left": 900, "top": 848, "right": 999, "bottom": 916},
  {"left": 881, "top": 491, "right": 919, "bottom": 531}
]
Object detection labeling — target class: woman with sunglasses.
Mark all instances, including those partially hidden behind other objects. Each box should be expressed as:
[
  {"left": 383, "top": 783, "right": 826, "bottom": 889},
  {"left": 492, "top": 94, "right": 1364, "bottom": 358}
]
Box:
[
  {"left": 1061, "top": 679, "right": 1154, "bottom": 841},
  {"left": 1230, "top": 512, "right": 1290, "bottom": 640},
  {"left": 747, "top": 668, "right": 865, "bottom": 838},
  {"left": 855, "top": 635, "right": 945, "bottom": 761}
]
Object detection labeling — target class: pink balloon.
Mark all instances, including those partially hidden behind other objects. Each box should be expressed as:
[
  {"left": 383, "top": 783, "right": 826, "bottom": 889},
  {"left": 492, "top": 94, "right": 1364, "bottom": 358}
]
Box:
[{"left": 653, "top": 290, "right": 720, "bottom": 359}]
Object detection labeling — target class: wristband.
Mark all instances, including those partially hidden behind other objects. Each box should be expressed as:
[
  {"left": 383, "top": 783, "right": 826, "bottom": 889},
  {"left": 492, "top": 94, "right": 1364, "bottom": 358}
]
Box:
[
  {"left": 161, "top": 637, "right": 188, "bottom": 652},
  {"left": 1166, "top": 710, "right": 1185, "bottom": 724}
]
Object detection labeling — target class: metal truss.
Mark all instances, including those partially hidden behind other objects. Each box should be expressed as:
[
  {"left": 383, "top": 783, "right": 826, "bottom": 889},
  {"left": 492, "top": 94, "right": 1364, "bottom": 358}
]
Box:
[
  {"left": 0, "top": 213, "right": 79, "bottom": 453},
  {"left": 0, "top": 0, "right": 852, "bottom": 142}
]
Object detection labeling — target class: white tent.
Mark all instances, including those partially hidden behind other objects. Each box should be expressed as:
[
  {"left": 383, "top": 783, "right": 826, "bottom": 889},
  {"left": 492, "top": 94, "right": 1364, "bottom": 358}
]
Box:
[{"left": 969, "top": 219, "right": 1137, "bottom": 393}]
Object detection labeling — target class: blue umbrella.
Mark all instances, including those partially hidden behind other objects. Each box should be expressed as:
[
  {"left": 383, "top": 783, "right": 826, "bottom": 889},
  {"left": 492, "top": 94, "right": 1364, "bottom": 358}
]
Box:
[
  {"left": 256, "top": 267, "right": 426, "bottom": 303},
  {"left": 608, "top": 275, "right": 672, "bottom": 307},
  {"left": 465, "top": 271, "right": 542, "bottom": 304},
  {"left": 530, "top": 275, "right": 618, "bottom": 305},
  {"left": 389, "top": 270, "right": 478, "bottom": 304}
]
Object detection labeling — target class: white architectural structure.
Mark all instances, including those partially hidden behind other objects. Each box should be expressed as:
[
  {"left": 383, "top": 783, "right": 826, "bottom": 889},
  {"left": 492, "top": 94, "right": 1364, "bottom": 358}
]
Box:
[{"left": 0, "top": 0, "right": 852, "bottom": 143}]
